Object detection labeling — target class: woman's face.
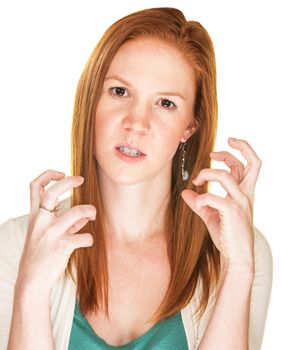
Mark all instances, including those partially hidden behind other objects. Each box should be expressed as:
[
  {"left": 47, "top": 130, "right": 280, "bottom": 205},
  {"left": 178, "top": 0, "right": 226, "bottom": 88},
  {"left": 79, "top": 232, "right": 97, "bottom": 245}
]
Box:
[{"left": 95, "top": 38, "right": 197, "bottom": 185}]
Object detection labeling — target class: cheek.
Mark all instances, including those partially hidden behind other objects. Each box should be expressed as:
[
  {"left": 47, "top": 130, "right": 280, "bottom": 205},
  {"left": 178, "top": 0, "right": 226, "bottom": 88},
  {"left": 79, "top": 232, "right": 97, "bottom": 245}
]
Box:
[
  {"left": 95, "top": 98, "right": 117, "bottom": 137},
  {"left": 154, "top": 128, "right": 183, "bottom": 161},
  {"left": 95, "top": 114, "right": 106, "bottom": 134},
  {"left": 95, "top": 97, "right": 106, "bottom": 127},
  {"left": 95, "top": 93, "right": 125, "bottom": 126}
]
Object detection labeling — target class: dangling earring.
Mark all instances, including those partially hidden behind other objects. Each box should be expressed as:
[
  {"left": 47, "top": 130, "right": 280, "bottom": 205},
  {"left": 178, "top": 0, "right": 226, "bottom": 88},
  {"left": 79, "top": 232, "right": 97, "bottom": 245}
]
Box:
[{"left": 181, "top": 142, "right": 189, "bottom": 181}]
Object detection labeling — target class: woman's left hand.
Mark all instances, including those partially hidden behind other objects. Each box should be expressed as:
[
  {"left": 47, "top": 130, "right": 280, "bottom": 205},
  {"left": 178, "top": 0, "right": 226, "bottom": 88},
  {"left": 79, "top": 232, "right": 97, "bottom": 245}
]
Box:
[{"left": 181, "top": 137, "right": 262, "bottom": 273}]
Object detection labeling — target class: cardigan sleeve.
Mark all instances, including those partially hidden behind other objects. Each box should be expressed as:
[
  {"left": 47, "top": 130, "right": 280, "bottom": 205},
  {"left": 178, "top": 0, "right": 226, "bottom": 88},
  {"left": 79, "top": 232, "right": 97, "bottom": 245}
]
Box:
[
  {"left": 249, "top": 227, "right": 273, "bottom": 349},
  {"left": 193, "top": 227, "right": 273, "bottom": 350},
  {"left": 0, "top": 215, "right": 29, "bottom": 350}
]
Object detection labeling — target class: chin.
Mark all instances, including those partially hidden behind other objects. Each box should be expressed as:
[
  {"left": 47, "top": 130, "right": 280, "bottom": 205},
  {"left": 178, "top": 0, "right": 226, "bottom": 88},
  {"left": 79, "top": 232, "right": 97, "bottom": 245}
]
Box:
[
  {"left": 97, "top": 165, "right": 146, "bottom": 185},
  {"left": 108, "top": 172, "right": 147, "bottom": 186}
]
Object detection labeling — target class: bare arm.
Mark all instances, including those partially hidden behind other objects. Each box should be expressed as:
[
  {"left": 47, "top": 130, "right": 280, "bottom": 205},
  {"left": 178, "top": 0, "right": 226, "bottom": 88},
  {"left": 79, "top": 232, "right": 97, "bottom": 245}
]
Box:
[
  {"left": 198, "top": 264, "right": 254, "bottom": 350},
  {"left": 8, "top": 284, "right": 54, "bottom": 350}
]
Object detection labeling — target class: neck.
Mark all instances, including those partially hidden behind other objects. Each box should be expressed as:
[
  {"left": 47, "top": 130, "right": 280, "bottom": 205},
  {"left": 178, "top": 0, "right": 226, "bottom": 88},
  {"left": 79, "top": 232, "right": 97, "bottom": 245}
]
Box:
[{"left": 98, "top": 170, "right": 171, "bottom": 245}]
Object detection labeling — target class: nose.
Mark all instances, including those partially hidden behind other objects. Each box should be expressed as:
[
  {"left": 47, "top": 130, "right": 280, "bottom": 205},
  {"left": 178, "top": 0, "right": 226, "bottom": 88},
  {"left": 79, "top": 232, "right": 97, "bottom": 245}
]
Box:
[{"left": 122, "top": 101, "right": 151, "bottom": 135}]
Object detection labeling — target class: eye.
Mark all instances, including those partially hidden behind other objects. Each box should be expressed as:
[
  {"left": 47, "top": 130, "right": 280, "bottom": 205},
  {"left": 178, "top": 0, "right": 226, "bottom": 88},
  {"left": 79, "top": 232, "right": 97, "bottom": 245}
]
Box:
[
  {"left": 109, "top": 86, "right": 129, "bottom": 97},
  {"left": 159, "top": 98, "right": 177, "bottom": 110}
]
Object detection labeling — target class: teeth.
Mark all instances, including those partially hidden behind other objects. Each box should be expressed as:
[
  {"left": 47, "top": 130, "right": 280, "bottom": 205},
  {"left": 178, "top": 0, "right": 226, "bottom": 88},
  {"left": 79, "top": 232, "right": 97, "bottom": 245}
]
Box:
[{"left": 119, "top": 146, "right": 142, "bottom": 156}]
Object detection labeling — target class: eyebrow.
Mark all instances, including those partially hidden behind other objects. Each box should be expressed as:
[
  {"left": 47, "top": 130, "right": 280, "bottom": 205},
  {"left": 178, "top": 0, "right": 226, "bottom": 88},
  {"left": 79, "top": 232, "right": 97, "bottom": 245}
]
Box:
[{"left": 104, "top": 75, "right": 187, "bottom": 101}]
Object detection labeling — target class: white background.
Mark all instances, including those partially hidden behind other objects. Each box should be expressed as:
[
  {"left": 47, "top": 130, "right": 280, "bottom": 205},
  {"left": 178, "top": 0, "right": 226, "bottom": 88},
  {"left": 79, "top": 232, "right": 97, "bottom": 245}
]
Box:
[{"left": 0, "top": 0, "right": 281, "bottom": 348}]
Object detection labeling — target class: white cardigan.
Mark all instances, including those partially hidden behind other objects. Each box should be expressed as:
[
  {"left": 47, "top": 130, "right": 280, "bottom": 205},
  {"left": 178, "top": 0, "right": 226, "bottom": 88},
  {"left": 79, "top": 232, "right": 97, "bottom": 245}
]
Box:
[{"left": 0, "top": 198, "right": 272, "bottom": 349}]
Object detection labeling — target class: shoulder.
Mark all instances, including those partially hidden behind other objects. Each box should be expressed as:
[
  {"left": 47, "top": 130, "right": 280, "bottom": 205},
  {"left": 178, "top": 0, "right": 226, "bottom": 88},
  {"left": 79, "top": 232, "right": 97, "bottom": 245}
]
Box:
[{"left": 0, "top": 213, "right": 30, "bottom": 257}]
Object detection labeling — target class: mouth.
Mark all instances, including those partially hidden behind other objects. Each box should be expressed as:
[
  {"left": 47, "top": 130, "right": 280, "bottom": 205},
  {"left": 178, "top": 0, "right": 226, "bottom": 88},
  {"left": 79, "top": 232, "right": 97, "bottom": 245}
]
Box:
[
  {"left": 114, "top": 143, "right": 147, "bottom": 163},
  {"left": 115, "top": 144, "right": 146, "bottom": 157}
]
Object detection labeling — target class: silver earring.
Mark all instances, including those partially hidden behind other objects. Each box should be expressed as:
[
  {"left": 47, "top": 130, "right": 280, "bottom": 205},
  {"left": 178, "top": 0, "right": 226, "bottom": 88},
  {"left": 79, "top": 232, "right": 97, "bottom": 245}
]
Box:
[{"left": 181, "top": 142, "right": 189, "bottom": 181}]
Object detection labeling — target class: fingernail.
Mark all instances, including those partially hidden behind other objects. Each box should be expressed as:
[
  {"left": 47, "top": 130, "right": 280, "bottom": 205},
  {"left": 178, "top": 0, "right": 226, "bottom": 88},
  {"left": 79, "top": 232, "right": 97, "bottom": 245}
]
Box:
[{"left": 78, "top": 176, "right": 84, "bottom": 182}]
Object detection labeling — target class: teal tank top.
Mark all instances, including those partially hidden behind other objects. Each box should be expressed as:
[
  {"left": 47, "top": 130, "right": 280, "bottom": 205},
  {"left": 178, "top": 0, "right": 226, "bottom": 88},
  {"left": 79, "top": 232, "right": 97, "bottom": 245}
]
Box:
[{"left": 68, "top": 299, "right": 188, "bottom": 349}]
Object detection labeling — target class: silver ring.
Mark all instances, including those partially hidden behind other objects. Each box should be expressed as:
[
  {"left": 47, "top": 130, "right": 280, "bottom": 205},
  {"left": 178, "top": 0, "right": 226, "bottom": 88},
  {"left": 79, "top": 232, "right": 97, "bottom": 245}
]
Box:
[{"left": 39, "top": 204, "right": 56, "bottom": 213}]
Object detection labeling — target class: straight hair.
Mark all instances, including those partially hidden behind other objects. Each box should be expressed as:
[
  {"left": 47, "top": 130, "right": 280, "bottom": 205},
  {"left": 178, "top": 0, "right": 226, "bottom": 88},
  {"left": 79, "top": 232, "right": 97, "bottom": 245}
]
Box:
[{"left": 67, "top": 7, "right": 220, "bottom": 323}]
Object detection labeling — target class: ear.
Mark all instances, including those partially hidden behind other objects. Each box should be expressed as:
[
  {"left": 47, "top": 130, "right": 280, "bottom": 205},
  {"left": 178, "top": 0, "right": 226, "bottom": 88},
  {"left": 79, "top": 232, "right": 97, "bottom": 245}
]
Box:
[{"left": 180, "top": 120, "right": 199, "bottom": 143}]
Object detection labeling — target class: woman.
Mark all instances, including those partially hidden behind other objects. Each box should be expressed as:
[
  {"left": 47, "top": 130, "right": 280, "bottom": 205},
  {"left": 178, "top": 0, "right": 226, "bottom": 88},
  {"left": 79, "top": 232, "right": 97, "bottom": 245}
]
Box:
[{"left": 0, "top": 7, "right": 272, "bottom": 350}]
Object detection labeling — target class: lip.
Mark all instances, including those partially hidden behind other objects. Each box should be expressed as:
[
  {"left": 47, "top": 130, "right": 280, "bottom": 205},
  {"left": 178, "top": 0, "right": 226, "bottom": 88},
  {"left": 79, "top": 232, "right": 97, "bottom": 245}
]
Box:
[{"left": 115, "top": 143, "right": 146, "bottom": 156}]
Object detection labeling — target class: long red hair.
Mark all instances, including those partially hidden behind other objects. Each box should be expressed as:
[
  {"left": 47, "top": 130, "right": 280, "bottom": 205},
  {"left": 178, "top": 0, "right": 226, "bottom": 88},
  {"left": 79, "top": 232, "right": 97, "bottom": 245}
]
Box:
[{"left": 67, "top": 7, "right": 220, "bottom": 323}]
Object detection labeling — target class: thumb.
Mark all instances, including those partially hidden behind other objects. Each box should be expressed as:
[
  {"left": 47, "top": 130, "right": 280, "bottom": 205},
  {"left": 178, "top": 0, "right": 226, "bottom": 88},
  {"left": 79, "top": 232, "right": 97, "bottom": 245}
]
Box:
[
  {"left": 181, "top": 189, "right": 201, "bottom": 215},
  {"left": 181, "top": 190, "right": 220, "bottom": 238}
]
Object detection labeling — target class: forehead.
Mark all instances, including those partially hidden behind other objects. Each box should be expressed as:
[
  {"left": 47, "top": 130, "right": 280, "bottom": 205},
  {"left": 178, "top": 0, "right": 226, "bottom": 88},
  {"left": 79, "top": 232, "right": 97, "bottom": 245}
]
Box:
[{"left": 106, "top": 38, "right": 196, "bottom": 93}]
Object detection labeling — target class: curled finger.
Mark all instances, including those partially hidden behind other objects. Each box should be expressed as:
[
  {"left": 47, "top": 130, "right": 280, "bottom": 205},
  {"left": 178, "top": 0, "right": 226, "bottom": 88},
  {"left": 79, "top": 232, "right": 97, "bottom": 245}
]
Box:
[
  {"left": 194, "top": 192, "right": 231, "bottom": 213},
  {"left": 29, "top": 170, "right": 65, "bottom": 214},
  {"left": 39, "top": 175, "right": 84, "bottom": 213},
  {"left": 228, "top": 137, "right": 262, "bottom": 183},
  {"left": 65, "top": 217, "right": 90, "bottom": 235},
  {"left": 193, "top": 168, "right": 246, "bottom": 205},
  {"left": 210, "top": 151, "right": 245, "bottom": 183},
  {"left": 68, "top": 233, "right": 94, "bottom": 251},
  {"left": 48, "top": 204, "right": 96, "bottom": 237}
]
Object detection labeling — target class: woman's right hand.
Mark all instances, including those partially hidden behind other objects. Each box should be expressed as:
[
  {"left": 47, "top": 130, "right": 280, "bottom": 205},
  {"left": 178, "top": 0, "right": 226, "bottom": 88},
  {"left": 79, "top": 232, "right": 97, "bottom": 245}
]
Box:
[{"left": 16, "top": 169, "right": 96, "bottom": 293}]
